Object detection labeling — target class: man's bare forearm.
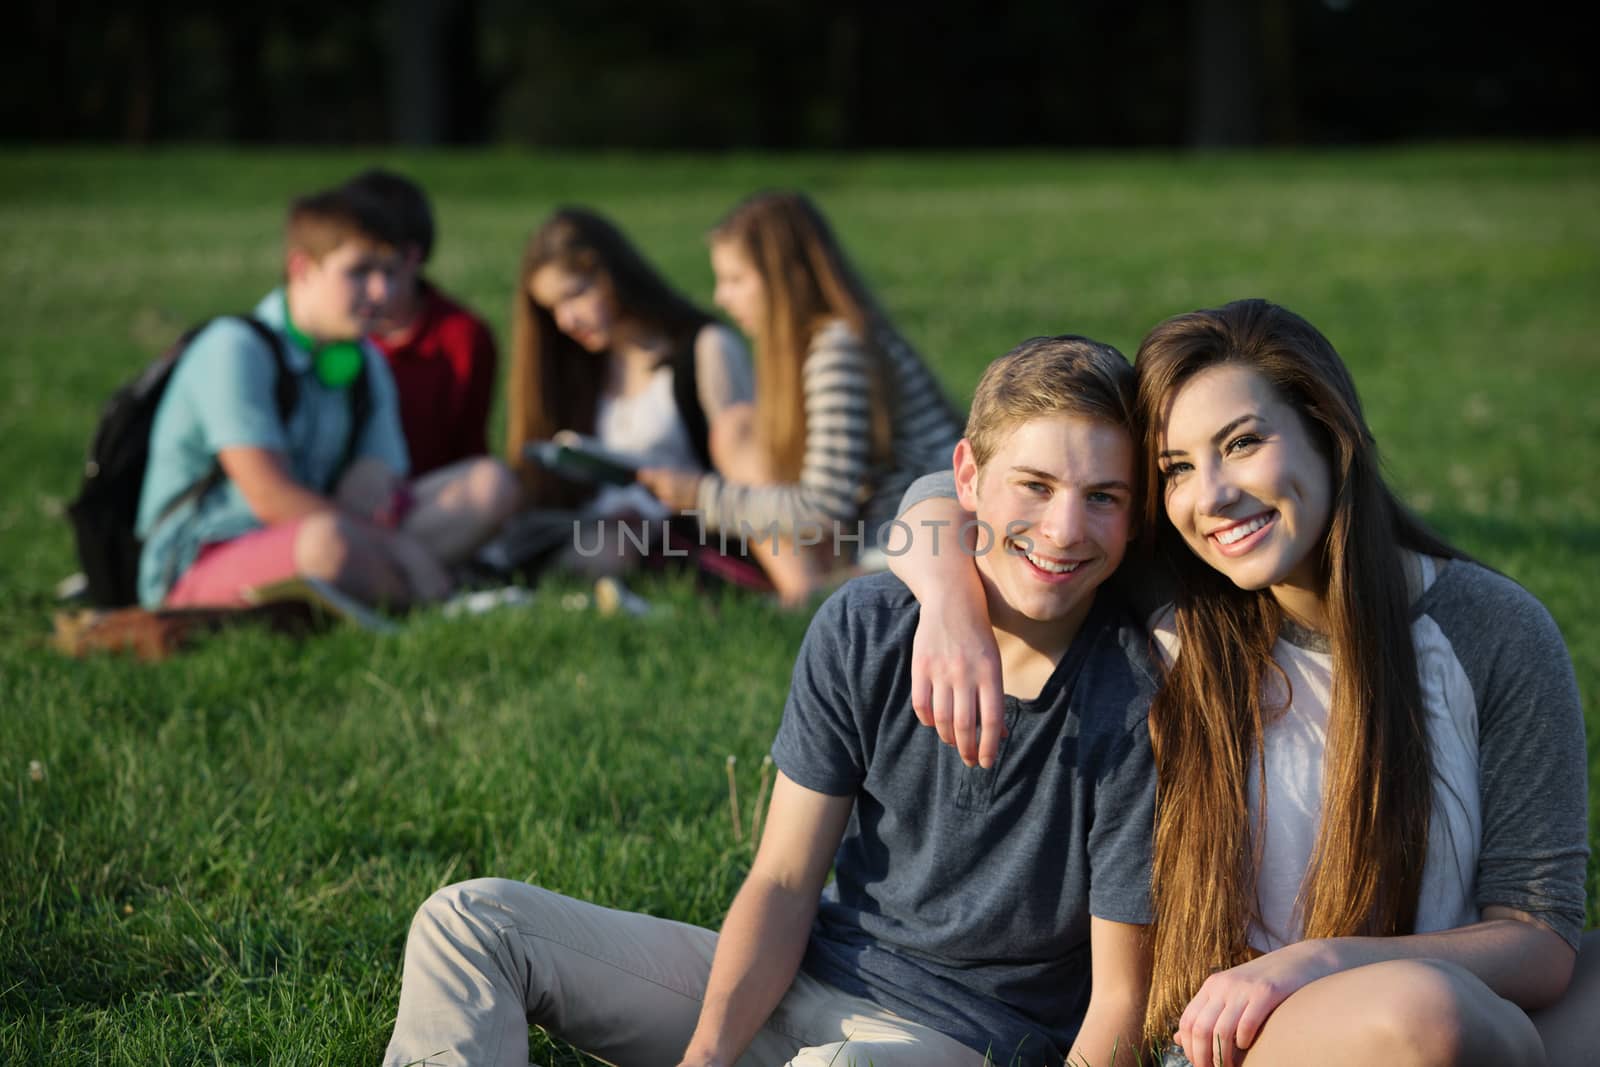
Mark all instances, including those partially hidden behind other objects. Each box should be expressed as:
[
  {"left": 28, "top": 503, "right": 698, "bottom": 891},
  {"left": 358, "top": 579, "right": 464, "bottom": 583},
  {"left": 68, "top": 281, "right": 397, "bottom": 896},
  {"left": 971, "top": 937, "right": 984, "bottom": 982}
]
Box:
[
  {"left": 1066, "top": 993, "right": 1147, "bottom": 1067},
  {"left": 677, "top": 873, "right": 817, "bottom": 1067}
]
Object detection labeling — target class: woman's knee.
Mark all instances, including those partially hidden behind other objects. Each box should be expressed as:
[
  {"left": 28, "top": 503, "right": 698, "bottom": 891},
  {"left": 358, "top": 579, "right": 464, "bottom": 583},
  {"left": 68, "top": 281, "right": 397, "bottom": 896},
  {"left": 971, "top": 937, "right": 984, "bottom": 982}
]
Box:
[{"left": 1354, "top": 959, "right": 1542, "bottom": 1067}]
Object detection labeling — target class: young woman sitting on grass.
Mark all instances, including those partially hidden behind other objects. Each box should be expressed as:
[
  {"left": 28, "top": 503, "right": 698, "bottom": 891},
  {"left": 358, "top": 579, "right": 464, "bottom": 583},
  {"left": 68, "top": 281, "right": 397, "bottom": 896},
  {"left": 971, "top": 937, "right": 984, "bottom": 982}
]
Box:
[
  {"left": 892, "top": 299, "right": 1595, "bottom": 1067},
  {"left": 494, "top": 206, "right": 754, "bottom": 575},
  {"left": 637, "top": 190, "right": 963, "bottom": 605}
]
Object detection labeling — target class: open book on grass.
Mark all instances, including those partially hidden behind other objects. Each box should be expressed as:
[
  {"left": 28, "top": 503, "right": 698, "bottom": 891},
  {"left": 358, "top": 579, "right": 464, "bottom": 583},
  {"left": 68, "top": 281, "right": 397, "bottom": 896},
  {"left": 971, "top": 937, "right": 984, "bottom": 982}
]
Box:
[{"left": 243, "top": 576, "right": 400, "bottom": 634}]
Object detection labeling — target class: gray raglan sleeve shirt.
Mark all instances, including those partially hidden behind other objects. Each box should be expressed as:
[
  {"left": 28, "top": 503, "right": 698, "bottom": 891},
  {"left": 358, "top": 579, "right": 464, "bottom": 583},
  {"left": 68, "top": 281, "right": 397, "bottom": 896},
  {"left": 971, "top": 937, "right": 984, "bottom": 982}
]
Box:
[
  {"left": 1420, "top": 562, "right": 1590, "bottom": 947},
  {"left": 898, "top": 469, "right": 958, "bottom": 517}
]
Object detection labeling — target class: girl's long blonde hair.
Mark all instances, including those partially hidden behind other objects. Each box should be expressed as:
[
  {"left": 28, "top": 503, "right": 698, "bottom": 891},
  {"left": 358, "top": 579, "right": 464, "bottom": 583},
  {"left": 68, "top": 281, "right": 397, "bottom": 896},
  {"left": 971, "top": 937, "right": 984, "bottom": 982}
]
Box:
[
  {"left": 1135, "top": 299, "right": 1465, "bottom": 1041},
  {"left": 709, "top": 191, "right": 893, "bottom": 480},
  {"left": 507, "top": 207, "right": 711, "bottom": 507}
]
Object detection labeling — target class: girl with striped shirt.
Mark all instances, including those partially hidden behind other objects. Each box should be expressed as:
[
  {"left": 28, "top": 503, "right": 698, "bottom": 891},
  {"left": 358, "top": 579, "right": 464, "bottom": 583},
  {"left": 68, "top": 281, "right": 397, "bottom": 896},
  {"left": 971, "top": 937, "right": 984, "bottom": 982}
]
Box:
[{"left": 640, "top": 191, "right": 962, "bottom": 604}]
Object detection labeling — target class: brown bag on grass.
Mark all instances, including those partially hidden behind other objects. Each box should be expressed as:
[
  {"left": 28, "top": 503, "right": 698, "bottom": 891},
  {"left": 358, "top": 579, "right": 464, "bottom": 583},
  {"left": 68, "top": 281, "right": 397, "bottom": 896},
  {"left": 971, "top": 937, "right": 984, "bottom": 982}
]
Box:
[{"left": 51, "top": 602, "right": 324, "bottom": 661}]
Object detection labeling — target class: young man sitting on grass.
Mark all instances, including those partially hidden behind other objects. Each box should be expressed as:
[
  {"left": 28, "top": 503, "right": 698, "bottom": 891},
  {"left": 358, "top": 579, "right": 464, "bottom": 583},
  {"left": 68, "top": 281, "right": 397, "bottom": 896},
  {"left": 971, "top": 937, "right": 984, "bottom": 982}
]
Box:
[
  {"left": 136, "top": 182, "right": 518, "bottom": 613},
  {"left": 383, "top": 335, "right": 1159, "bottom": 1067},
  {"left": 342, "top": 167, "right": 504, "bottom": 480}
]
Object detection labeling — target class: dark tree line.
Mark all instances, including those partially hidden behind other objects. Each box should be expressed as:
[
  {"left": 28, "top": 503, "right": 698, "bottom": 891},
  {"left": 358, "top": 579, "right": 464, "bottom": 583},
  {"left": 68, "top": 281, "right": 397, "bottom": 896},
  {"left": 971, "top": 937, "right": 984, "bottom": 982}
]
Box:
[{"left": 4, "top": 0, "right": 1590, "bottom": 147}]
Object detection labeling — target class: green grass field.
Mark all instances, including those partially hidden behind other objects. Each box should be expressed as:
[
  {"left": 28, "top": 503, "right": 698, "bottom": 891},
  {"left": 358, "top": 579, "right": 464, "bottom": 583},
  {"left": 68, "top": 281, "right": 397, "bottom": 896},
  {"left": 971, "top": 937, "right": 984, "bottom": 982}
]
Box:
[{"left": 1, "top": 146, "right": 1596, "bottom": 1064}]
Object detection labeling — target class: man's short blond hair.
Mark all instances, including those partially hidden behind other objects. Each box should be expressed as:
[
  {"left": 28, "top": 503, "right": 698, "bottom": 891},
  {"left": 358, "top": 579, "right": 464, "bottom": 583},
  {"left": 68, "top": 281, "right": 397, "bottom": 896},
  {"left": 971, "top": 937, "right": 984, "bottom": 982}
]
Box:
[{"left": 965, "top": 335, "right": 1136, "bottom": 468}]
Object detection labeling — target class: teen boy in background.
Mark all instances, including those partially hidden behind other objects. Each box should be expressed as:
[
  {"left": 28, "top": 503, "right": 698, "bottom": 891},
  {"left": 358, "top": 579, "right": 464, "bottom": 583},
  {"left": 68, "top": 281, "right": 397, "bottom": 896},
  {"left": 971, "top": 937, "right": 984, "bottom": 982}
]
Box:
[
  {"left": 344, "top": 168, "right": 502, "bottom": 478},
  {"left": 383, "top": 334, "right": 1160, "bottom": 1066},
  {"left": 137, "top": 182, "right": 514, "bottom": 612},
  {"left": 342, "top": 167, "right": 521, "bottom": 570}
]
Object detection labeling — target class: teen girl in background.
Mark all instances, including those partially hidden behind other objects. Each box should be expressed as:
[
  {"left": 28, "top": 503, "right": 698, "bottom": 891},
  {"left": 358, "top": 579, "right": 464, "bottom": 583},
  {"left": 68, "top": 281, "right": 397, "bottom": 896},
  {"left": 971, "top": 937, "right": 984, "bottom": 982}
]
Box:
[
  {"left": 491, "top": 207, "right": 753, "bottom": 574},
  {"left": 639, "top": 191, "right": 963, "bottom": 604},
  {"left": 891, "top": 299, "right": 1595, "bottom": 1066}
]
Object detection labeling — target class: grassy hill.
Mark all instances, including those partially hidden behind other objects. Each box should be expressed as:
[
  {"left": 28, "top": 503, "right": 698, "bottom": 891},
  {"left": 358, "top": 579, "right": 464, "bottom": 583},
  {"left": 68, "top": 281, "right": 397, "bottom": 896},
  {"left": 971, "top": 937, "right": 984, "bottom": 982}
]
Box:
[{"left": 2, "top": 145, "right": 1595, "bottom": 1062}]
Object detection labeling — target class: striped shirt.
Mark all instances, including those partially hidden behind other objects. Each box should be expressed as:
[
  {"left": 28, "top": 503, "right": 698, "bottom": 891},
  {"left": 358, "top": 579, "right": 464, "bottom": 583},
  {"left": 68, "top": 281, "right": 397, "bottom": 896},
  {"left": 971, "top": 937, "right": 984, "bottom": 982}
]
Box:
[{"left": 696, "top": 319, "right": 962, "bottom": 547}]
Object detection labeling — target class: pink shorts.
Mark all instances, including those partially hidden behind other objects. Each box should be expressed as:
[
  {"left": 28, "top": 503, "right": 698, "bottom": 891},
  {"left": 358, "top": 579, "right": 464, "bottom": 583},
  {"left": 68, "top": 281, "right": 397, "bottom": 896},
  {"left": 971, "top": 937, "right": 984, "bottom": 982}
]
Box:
[{"left": 164, "top": 519, "right": 306, "bottom": 609}]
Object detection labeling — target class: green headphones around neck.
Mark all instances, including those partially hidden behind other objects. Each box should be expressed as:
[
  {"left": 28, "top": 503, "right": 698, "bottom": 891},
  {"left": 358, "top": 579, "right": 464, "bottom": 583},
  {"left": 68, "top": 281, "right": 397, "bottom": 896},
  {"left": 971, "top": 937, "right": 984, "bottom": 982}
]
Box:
[{"left": 281, "top": 293, "right": 365, "bottom": 390}]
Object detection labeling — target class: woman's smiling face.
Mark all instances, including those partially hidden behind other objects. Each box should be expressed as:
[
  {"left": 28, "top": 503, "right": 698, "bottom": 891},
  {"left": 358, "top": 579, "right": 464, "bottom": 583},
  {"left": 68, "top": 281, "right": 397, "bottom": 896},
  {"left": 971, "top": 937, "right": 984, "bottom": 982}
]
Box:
[{"left": 1156, "top": 363, "right": 1334, "bottom": 615}]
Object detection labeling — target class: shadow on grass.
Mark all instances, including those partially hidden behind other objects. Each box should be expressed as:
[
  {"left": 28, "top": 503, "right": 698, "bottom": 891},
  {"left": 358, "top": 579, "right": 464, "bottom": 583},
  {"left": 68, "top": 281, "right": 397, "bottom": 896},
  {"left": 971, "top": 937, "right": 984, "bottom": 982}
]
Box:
[{"left": 1424, "top": 510, "right": 1600, "bottom": 561}]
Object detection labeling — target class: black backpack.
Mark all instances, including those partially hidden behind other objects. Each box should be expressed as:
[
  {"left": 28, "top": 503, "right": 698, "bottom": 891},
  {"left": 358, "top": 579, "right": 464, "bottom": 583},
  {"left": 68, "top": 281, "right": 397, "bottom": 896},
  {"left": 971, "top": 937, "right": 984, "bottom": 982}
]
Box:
[{"left": 66, "top": 316, "right": 371, "bottom": 608}]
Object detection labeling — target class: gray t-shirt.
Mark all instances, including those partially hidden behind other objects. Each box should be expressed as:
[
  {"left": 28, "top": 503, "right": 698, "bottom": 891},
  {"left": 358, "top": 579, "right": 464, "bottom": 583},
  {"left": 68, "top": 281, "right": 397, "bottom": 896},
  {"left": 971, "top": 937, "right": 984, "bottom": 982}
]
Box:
[{"left": 772, "top": 572, "right": 1159, "bottom": 1065}]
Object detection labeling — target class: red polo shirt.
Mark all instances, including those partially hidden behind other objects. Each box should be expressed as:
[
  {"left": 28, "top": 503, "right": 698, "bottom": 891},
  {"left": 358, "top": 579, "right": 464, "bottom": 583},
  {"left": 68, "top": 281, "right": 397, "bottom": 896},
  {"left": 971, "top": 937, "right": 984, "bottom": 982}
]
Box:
[{"left": 370, "top": 280, "right": 498, "bottom": 477}]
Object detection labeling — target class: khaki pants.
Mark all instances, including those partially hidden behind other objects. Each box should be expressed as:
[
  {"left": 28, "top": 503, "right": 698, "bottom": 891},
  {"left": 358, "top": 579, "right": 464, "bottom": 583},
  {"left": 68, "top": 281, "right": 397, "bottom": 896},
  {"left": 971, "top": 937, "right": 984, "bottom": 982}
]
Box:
[{"left": 383, "top": 878, "right": 991, "bottom": 1067}]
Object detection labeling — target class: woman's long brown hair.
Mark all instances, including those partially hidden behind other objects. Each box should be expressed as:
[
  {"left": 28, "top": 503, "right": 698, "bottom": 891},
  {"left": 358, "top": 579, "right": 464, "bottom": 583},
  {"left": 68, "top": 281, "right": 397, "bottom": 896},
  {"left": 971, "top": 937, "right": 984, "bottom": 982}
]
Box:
[
  {"left": 1136, "top": 299, "right": 1465, "bottom": 1040},
  {"left": 506, "top": 207, "right": 712, "bottom": 507},
  {"left": 708, "top": 191, "right": 893, "bottom": 480}
]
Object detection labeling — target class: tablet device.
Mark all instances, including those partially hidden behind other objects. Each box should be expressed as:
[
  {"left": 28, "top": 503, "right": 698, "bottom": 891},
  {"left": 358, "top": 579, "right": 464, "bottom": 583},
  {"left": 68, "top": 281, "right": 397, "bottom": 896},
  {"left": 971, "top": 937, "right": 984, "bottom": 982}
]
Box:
[{"left": 523, "top": 439, "right": 638, "bottom": 487}]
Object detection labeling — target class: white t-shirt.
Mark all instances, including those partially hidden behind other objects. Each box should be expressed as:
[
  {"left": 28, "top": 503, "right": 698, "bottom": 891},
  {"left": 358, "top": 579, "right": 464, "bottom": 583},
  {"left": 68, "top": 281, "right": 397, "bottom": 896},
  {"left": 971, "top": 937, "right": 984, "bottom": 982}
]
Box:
[{"left": 1151, "top": 556, "right": 1482, "bottom": 950}]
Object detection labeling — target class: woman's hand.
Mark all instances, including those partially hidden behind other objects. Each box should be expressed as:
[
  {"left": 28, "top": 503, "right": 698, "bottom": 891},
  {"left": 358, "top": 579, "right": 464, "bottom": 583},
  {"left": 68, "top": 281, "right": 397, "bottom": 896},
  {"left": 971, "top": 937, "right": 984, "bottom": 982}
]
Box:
[
  {"left": 1175, "top": 941, "right": 1341, "bottom": 1067},
  {"left": 910, "top": 588, "right": 1006, "bottom": 768},
  {"left": 637, "top": 467, "right": 704, "bottom": 511}
]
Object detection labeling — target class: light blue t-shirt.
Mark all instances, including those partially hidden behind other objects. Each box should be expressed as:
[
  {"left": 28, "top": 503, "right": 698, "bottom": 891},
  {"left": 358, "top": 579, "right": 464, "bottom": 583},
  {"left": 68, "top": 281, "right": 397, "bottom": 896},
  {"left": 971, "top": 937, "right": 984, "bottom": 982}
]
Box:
[{"left": 135, "top": 288, "right": 409, "bottom": 607}]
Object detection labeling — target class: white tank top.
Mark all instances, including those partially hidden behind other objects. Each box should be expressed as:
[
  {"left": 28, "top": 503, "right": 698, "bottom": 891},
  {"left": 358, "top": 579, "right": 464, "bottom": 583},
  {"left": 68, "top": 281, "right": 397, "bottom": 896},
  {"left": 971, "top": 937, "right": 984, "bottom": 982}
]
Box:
[{"left": 588, "top": 365, "right": 700, "bottom": 520}]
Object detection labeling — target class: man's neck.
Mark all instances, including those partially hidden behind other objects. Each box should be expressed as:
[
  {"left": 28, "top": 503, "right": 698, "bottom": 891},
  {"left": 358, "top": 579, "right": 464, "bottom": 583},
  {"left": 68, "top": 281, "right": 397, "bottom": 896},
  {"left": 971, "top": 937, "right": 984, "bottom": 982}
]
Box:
[
  {"left": 982, "top": 579, "right": 1092, "bottom": 703},
  {"left": 282, "top": 286, "right": 329, "bottom": 346}
]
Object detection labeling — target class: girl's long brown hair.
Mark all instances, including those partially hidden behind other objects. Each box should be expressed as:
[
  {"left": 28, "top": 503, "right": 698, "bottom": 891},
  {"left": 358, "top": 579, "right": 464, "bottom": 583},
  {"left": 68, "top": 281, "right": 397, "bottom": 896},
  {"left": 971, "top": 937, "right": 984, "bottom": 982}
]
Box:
[
  {"left": 506, "top": 207, "right": 712, "bottom": 506},
  {"left": 709, "top": 191, "right": 893, "bottom": 480},
  {"left": 1136, "top": 299, "right": 1465, "bottom": 1040}
]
